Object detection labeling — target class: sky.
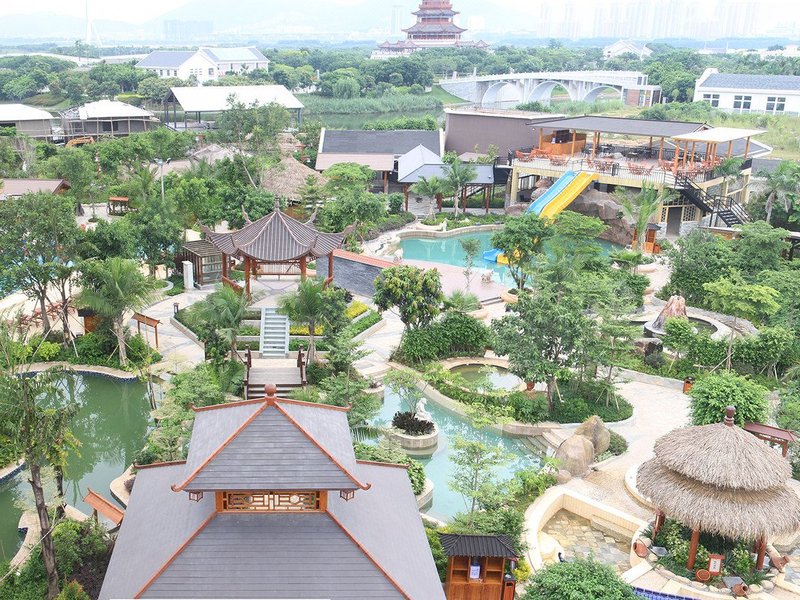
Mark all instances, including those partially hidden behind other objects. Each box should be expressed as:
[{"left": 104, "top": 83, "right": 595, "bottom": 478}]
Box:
[{"left": 0, "top": 0, "right": 799, "bottom": 39}]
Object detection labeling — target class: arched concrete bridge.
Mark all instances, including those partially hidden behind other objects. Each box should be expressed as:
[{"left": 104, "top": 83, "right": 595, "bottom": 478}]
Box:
[{"left": 439, "top": 70, "right": 657, "bottom": 107}]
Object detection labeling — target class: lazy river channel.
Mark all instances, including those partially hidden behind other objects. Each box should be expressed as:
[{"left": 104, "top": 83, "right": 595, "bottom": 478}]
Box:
[
  {"left": 0, "top": 375, "right": 152, "bottom": 562},
  {"left": 398, "top": 231, "right": 620, "bottom": 285},
  {"left": 375, "top": 386, "right": 540, "bottom": 521}
]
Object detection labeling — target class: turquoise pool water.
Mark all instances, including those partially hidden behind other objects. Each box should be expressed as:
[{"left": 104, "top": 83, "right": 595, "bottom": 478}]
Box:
[
  {"left": 399, "top": 231, "right": 620, "bottom": 285},
  {"left": 0, "top": 375, "right": 152, "bottom": 562},
  {"left": 375, "top": 386, "right": 540, "bottom": 521}
]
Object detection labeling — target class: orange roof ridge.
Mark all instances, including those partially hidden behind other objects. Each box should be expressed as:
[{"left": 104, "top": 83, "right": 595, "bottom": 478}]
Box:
[
  {"left": 134, "top": 460, "right": 187, "bottom": 470},
  {"left": 273, "top": 402, "right": 371, "bottom": 491},
  {"left": 84, "top": 488, "right": 125, "bottom": 526},
  {"left": 355, "top": 459, "right": 410, "bottom": 470},
  {"left": 325, "top": 510, "right": 412, "bottom": 600},
  {"left": 191, "top": 397, "right": 266, "bottom": 412},
  {"left": 274, "top": 396, "right": 351, "bottom": 412},
  {"left": 171, "top": 401, "right": 272, "bottom": 492},
  {"left": 134, "top": 512, "right": 217, "bottom": 598}
]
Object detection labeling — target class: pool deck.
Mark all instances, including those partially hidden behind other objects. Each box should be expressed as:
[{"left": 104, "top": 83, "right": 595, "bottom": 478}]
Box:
[{"left": 404, "top": 258, "right": 506, "bottom": 304}]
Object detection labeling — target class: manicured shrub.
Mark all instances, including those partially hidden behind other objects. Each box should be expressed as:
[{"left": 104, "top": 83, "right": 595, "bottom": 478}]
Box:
[
  {"left": 395, "top": 311, "right": 489, "bottom": 364},
  {"left": 167, "top": 364, "right": 226, "bottom": 409},
  {"left": 608, "top": 430, "right": 628, "bottom": 456},
  {"left": 353, "top": 441, "right": 425, "bottom": 495},
  {"left": 522, "top": 557, "right": 637, "bottom": 600},
  {"left": 509, "top": 391, "right": 550, "bottom": 424},
  {"left": 33, "top": 341, "right": 61, "bottom": 362},
  {"left": 345, "top": 301, "right": 369, "bottom": 320},
  {"left": 391, "top": 411, "right": 435, "bottom": 435},
  {"left": 425, "top": 526, "right": 448, "bottom": 582},
  {"left": 305, "top": 361, "right": 332, "bottom": 385},
  {"left": 690, "top": 371, "right": 768, "bottom": 426}
]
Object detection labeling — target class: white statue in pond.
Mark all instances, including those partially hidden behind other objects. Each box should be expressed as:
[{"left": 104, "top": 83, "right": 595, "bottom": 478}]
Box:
[
  {"left": 393, "top": 248, "right": 404, "bottom": 264},
  {"left": 415, "top": 398, "right": 434, "bottom": 423}
]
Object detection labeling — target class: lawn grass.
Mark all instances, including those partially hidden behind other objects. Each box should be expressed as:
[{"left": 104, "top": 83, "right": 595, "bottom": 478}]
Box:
[{"left": 428, "top": 85, "right": 469, "bottom": 105}]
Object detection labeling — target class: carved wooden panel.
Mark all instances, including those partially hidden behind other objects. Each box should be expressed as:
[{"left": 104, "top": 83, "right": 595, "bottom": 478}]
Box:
[{"left": 220, "top": 491, "right": 321, "bottom": 512}]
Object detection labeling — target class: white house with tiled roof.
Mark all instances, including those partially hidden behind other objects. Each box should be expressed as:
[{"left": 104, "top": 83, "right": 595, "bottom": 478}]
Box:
[
  {"left": 136, "top": 47, "right": 269, "bottom": 83},
  {"left": 694, "top": 68, "right": 800, "bottom": 115}
]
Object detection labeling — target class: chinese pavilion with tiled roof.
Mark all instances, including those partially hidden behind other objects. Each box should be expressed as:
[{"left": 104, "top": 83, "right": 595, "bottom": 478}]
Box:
[
  {"left": 201, "top": 203, "right": 349, "bottom": 294},
  {"left": 99, "top": 385, "right": 444, "bottom": 599}
]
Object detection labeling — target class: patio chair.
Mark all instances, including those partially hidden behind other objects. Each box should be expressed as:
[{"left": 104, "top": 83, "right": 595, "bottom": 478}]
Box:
[{"left": 481, "top": 270, "right": 494, "bottom": 284}]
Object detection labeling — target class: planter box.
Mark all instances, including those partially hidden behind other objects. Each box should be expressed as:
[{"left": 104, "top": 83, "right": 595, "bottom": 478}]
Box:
[
  {"left": 388, "top": 423, "right": 439, "bottom": 452},
  {"left": 500, "top": 289, "right": 519, "bottom": 304}
]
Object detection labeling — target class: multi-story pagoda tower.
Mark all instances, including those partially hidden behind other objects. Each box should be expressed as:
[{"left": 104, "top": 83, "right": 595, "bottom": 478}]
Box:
[
  {"left": 404, "top": 0, "right": 465, "bottom": 47},
  {"left": 372, "top": 0, "right": 488, "bottom": 59}
]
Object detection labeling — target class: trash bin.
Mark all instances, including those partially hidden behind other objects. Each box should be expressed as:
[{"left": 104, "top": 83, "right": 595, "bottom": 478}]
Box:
[{"left": 683, "top": 377, "right": 695, "bottom": 394}]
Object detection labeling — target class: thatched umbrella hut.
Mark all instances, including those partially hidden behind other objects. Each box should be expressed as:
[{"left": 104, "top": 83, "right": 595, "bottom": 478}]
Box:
[
  {"left": 262, "top": 154, "right": 326, "bottom": 202},
  {"left": 638, "top": 406, "right": 800, "bottom": 571}
]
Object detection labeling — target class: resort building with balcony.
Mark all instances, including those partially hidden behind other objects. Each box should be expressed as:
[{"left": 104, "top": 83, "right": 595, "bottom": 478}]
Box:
[
  {"left": 136, "top": 47, "right": 269, "bottom": 83},
  {"left": 508, "top": 116, "right": 771, "bottom": 238},
  {"left": 693, "top": 68, "right": 800, "bottom": 116},
  {"left": 98, "top": 386, "right": 444, "bottom": 599}
]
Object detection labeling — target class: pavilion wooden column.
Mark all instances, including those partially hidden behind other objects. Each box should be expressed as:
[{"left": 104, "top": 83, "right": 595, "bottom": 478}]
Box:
[
  {"left": 755, "top": 536, "right": 767, "bottom": 570},
  {"left": 403, "top": 184, "right": 409, "bottom": 212},
  {"left": 727, "top": 141, "right": 733, "bottom": 159},
  {"left": 299, "top": 255, "right": 307, "bottom": 281},
  {"left": 221, "top": 253, "right": 228, "bottom": 278},
  {"left": 383, "top": 171, "right": 389, "bottom": 193},
  {"left": 570, "top": 129, "right": 577, "bottom": 157},
  {"left": 327, "top": 252, "right": 334, "bottom": 279},
  {"left": 672, "top": 140, "right": 680, "bottom": 174},
  {"left": 744, "top": 136, "right": 751, "bottom": 159},
  {"left": 689, "top": 141, "right": 696, "bottom": 164},
  {"left": 687, "top": 529, "right": 701, "bottom": 569},
  {"left": 483, "top": 186, "right": 489, "bottom": 214},
  {"left": 244, "top": 256, "right": 251, "bottom": 296},
  {"left": 538, "top": 128, "right": 543, "bottom": 150},
  {"left": 658, "top": 137, "right": 664, "bottom": 161},
  {"left": 653, "top": 511, "right": 666, "bottom": 538}
]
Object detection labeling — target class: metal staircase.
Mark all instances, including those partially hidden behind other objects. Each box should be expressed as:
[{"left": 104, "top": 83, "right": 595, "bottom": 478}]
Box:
[
  {"left": 259, "top": 307, "right": 289, "bottom": 358},
  {"left": 675, "top": 175, "right": 750, "bottom": 227}
]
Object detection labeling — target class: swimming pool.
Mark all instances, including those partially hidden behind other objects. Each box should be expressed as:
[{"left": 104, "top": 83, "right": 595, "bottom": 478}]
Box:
[
  {"left": 398, "top": 231, "right": 620, "bottom": 285},
  {"left": 374, "top": 386, "right": 540, "bottom": 521}
]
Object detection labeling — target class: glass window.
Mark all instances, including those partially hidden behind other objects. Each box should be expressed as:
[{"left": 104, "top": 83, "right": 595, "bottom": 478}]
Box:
[
  {"left": 208, "top": 68, "right": 214, "bottom": 75},
  {"left": 733, "top": 95, "right": 752, "bottom": 111},
  {"left": 702, "top": 93, "right": 719, "bottom": 107},
  {"left": 767, "top": 96, "right": 786, "bottom": 113}
]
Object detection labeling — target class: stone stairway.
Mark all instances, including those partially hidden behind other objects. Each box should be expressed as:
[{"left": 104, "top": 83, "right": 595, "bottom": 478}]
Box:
[
  {"left": 259, "top": 307, "right": 289, "bottom": 358},
  {"left": 245, "top": 359, "right": 303, "bottom": 399}
]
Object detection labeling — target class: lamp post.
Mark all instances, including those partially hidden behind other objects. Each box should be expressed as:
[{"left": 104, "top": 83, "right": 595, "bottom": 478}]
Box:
[{"left": 151, "top": 158, "right": 172, "bottom": 202}]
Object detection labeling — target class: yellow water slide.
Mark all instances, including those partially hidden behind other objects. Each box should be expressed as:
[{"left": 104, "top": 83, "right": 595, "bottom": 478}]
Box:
[{"left": 539, "top": 172, "right": 599, "bottom": 219}]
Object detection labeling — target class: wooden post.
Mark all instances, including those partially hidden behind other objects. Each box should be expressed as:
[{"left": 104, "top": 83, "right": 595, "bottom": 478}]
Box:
[
  {"left": 383, "top": 171, "right": 388, "bottom": 193},
  {"left": 595, "top": 131, "right": 601, "bottom": 158},
  {"left": 154, "top": 325, "right": 159, "bottom": 349},
  {"left": 756, "top": 536, "right": 767, "bottom": 570},
  {"left": 687, "top": 529, "right": 700, "bottom": 569},
  {"left": 570, "top": 129, "right": 577, "bottom": 157},
  {"left": 744, "top": 136, "right": 751, "bottom": 159},
  {"left": 327, "top": 252, "right": 334, "bottom": 279},
  {"left": 403, "top": 184, "right": 409, "bottom": 212},
  {"left": 653, "top": 511, "right": 666, "bottom": 539},
  {"left": 538, "top": 128, "right": 543, "bottom": 150},
  {"left": 221, "top": 253, "right": 228, "bottom": 278},
  {"left": 672, "top": 140, "right": 680, "bottom": 174},
  {"left": 727, "top": 141, "right": 733, "bottom": 159},
  {"left": 690, "top": 141, "right": 696, "bottom": 164},
  {"left": 484, "top": 186, "right": 489, "bottom": 214},
  {"left": 244, "top": 256, "right": 251, "bottom": 296},
  {"left": 299, "top": 255, "right": 307, "bottom": 280},
  {"left": 658, "top": 137, "right": 664, "bottom": 161}
]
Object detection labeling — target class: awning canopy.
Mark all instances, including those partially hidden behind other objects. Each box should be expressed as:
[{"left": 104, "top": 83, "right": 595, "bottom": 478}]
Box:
[
  {"left": 672, "top": 127, "right": 766, "bottom": 144},
  {"left": 530, "top": 115, "right": 706, "bottom": 138},
  {"left": 166, "top": 85, "right": 304, "bottom": 112},
  {"left": 314, "top": 153, "right": 395, "bottom": 172}
]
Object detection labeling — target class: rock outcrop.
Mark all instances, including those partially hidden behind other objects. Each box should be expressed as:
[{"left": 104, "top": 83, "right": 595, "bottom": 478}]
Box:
[
  {"left": 575, "top": 416, "right": 611, "bottom": 456},
  {"left": 652, "top": 295, "right": 687, "bottom": 332},
  {"left": 569, "top": 189, "right": 634, "bottom": 246},
  {"left": 554, "top": 434, "right": 595, "bottom": 476}
]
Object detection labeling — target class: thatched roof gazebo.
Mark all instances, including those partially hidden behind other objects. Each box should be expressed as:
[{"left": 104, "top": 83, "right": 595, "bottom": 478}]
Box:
[
  {"left": 202, "top": 202, "right": 347, "bottom": 294},
  {"left": 261, "top": 155, "right": 327, "bottom": 202},
  {"left": 638, "top": 407, "right": 800, "bottom": 571}
]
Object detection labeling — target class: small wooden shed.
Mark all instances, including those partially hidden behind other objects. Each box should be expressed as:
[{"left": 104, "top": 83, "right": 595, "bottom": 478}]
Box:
[
  {"left": 439, "top": 533, "right": 518, "bottom": 600},
  {"left": 176, "top": 240, "right": 224, "bottom": 287}
]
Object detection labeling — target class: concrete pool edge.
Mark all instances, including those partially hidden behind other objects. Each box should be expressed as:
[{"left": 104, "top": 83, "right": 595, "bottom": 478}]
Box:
[{"left": 25, "top": 362, "right": 140, "bottom": 382}]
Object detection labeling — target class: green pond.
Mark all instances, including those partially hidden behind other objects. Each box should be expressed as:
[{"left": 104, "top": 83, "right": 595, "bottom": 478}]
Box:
[
  {"left": 374, "top": 386, "right": 540, "bottom": 521},
  {"left": 0, "top": 375, "right": 151, "bottom": 562},
  {"left": 449, "top": 364, "right": 523, "bottom": 391},
  {"left": 398, "top": 231, "right": 621, "bottom": 286}
]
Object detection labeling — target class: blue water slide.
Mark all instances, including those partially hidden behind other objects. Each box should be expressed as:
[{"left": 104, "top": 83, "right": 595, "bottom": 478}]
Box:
[
  {"left": 527, "top": 171, "right": 577, "bottom": 216},
  {"left": 483, "top": 248, "right": 503, "bottom": 262}
]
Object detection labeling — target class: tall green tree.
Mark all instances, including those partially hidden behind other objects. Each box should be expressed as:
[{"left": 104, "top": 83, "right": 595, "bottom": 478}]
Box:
[
  {"left": 277, "top": 278, "right": 342, "bottom": 362},
  {"left": 759, "top": 161, "right": 799, "bottom": 225},
  {"left": 614, "top": 182, "right": 674, "bottom": 251},
  {"left": 732, "top": 221, "right": 790, "bottom": 279},
  {"left": 192, "top": 285, "right": 249, "bottom": 361},
  {"left": 0, "top": 193, "right": 81, "bottom": 334},
  {"left": 444, "top": 161, "right": 477, "bottom": 216},
  {"left": 129, "top": 193, "right": 183, "bottom": 276},
  {"left": 0, "top": 322, "right": 79, "bottom": 600},
  {"left": 322, "top": 163, "right": 375, "bottom": 196},
  {"left": 449, "top": 437, "right": 511, "bottom": 528},
  {"left": 373, "top": 265, "right": 444, "bottom": 330},
  {"left": 490, "top": 213, "right": 553, "bottom": 290},
  {"left": 411, "top": 175, "right": 451, "bottom": 212},
  {"left": 459, "top": 237, "right": 482, "bottom": 289},
  {"left": 703, "top": 272, "right": 780, "bottom": 370},
  {"left": 77, "top": 257, "right": 159, "bottom": 367}
]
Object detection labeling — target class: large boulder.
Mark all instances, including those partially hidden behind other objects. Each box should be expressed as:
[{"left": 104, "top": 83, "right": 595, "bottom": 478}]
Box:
[
  {"left": 634, "top": 337, "right": 663, "bottom": 358},
  {"left": 569, "top": 189, "right": 634, "bottom": 246},
  {"left": 554, "top": 434, "right": 595, "bottom": 477},
  {"left": 575, "top": 415, "right": 611, "bottom": 456}
]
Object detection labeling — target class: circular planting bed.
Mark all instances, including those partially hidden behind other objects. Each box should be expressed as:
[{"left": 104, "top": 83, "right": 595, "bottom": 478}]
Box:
[{"left": 389, "top": 423, "right": 439, "bottom": 452}]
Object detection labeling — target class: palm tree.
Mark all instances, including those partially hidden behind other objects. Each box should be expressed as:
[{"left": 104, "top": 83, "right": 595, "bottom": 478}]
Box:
[
  {"left": 0, "top": 321, "right": 79, "bottom": 600},
  {"left": 444, "top": 161, "right": 478, "bottom": 216},
  {"left": 78, "top": 258, "right": 159, "bottom": 367},
  {"left": 411, "top": 175, "right": 451, "bottom": 213},
  {"left": 615, "top": 183, "right": 675, "bottom": 252},
  {"left": 192, "top": 285, "right": 249, "bottom": 360},
  {"left": 760, "top": 161, "right": 798, "bottom": 224},
  {"left": 129, "top": 164, "right": 157, "bottom": 208},
  {"left": 715, "top": 157, "right": 745, "bottom": 199},
  {"left": 277, "top": 278, "right": 329, "bottom": 363}
]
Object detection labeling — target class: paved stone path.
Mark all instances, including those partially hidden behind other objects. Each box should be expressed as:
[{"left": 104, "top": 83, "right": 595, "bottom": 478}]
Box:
[{"left": 542, "top": 509, "right": 631, "bottom": 573}]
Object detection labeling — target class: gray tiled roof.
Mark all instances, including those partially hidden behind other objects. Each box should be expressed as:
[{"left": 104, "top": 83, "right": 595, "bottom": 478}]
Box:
[
  {"left": 700, "top": 73, "right": 800, "bottom": 91},
  {"left": 142, "top": 512, "right": 406, "bottom": 599},
  {"left": 136, "top": 51, "right": 196, "bottom": 69},
  {"left": 531, "top": 115, "right": 705, "bottom": 138},
  {"left": 321, "top": 129, "right": 441, "bottom": 156},
  {"left": 200, "top": 46, "right": 268, "bottom": 63},
  {"left": 398, "top": 144, "right": 443, "bottom": 180},
  {"left": 204, "top": 209, "right": 345, "bottom": 262},
  {"left": 181, "top": 403, "right": 360, "bottom": 491},
  {"left": 98, "top": 463, "right": 215, "bottom": 600},
  {"left": 439, "top": 533, "right": 518, "bottom": 558}
]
